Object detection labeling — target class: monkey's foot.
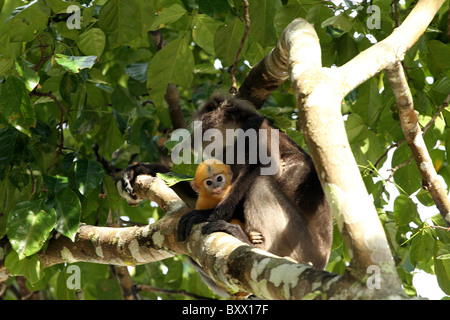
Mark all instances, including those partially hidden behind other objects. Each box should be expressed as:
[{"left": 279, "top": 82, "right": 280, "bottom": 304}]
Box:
[{"left": 249, "top": 231, "right": 264, "bottom": 244}]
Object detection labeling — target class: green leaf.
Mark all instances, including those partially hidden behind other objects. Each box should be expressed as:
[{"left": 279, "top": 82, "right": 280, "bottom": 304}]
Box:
[
  {"left": 198, "top": 0, "right": 229, "bottom": 17},
  {"left": 60, "top": 73, "right": 78, "bottom": 102},
  {"left": 54, "top": 54, "right": 97, "bottom": 73},
  {"left": 78, "top": 28, "right": 106, "bottom": 58},
  {"left": 248, "top": 0, "right": 280, "bottom": 47},
  {"left": 0, "top": 76, "right": 35, "bottom": 136},
  {"left": 193, "top": 14, "right": 222, "bottom": 55},
  {"left": 427, "top": 40, "right": 450, "bottom": 77},
  {"left": 147, "top": 37, "right": 194, "bottom": 106},
  {"left": 214, "top": 18, "right": 245, "bottom": 66},
  {"left": 4, "top": 250, "right": 44, "bottom": 284},
  {"left": 393, "top": 195, "right": 418, "bottom": 226},
  {"left": 0, "top": 127, "right": 18, "bottom": 180},
  {"left": 164, "top": 257, "right": 184, "bottom": 284},
  {"left": 157, "top": 172, "right": 193, "bottom": 187},
  {"left": 15, "top": 58, "right": 39, "bottom": 91},
  {"left": 53, "top": 187, "right": 81, "bottom": 241},
  {"left": 43, "top": 175, "right": 70, "bottom": 195},
  {"left": 125, "top": 62, "right": 149, "bottom": 82},
  {"left": 55, "top": 269, "right": 77, "bottom": 300},
  {"left": 5, "top": 0, "right": 49, "bottom": 42},
  {"left": 415, "top": 188, "right": 435, "bottom": 207},
  {"left": 150, "top": 4, "right": 187, "bottom": 30},
  {"left": 345, "top": 113, "right": 367, "bottom": 143},
  {"left": 435, "top": 242, "right": 450, "bottom": 295},
  {"left": 335, "top": 33, "right": 359, "bottom": 66},
  {"left": 103, "top": 175, "right": 121, "bottom": 210},
  {"left": 45, "top": 0, "right": 80, "bottom": 14},
  {"left": 74, "top": 159, "right": 104, "bottom": 195},
  {"left": 350, "top": 130, "right": 382, "bottom": 167},
  {"left": 98, "top": 0, "right": 142, "bottom": 45},
  {"left": 321, "top": 13, "right": 353, "bottom": 33},
  {"left": 7, "top": 200, "right": 57, "bottom": 259},
  {"left": 392, "top": 143, "right": 422, "bottom": 195},
  {"left": 430, "top": 77, "right": 450, "bottom": 106},
  {"left": 274, "top": 4, "right": 307, "bottom": 34},
  {"left": 409, "top": 227, "right": 435, "bottom": 266},
  {"left": 94, "top": 113, "right": 124, "bottom": 159}
]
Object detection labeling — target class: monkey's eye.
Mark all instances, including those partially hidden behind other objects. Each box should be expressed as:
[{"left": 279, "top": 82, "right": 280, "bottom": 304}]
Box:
[
  {"left": 215, "top": 174, "right": 224, "bottom": 183},
  {"left": 204, "top": 179, "right": 213, "bottom": 187}
]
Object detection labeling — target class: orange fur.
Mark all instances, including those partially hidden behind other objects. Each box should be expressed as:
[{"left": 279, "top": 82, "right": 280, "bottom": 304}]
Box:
[
  {"left": 191, "top": 159, "right": 232, "bottom": 210},
  {"left": 191, "top": 160, "right": 262, "bottom": 243}
]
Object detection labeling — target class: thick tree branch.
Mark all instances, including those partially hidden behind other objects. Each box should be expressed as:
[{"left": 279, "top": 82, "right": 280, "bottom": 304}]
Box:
[
  {"left": 249, "top": 2, "right": 440, "bottom": 289},
  {"left": 38, "top": 175, "right": 406, "bottom": 298},
  {"left": 246, "top": 0, "right": 444, "bottom": 286},
  {"left": 386, "top": 62, "right": 450, "bottom": 226},
  {"left": 16, "top": 174, "right": 403, "bottom": 299},
  {"left": 268, "top": 19, "right": 398, "bottom": 286}
]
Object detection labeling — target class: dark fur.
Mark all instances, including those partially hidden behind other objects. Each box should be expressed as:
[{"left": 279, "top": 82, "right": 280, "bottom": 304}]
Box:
[
  {"left": 178, "top": 94, "right": 333, "bottom": 269},
  {"left": 118, "top": 94, "right": 333, "bottom": 297}
]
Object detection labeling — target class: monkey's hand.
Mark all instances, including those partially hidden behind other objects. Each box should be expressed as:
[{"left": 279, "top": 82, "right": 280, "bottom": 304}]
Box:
[
  {"left": 208, "top": 199, "right": 236, "bottom": 222},
  {"left": 202, "top": 221, "right": 252, "bottom": 245},
  {"left": 177, "top": 209, "right": 213, "bottom": 241},
  {"left": 116, "top": 162, "right": 170, "bottom": 206}
]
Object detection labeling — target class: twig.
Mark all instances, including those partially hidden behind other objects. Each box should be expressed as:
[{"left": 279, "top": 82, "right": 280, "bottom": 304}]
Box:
[
  {"left": 373, "top": 138, "right": 405, "bottom": 169},
  {"left": 110, "top": 266, "right": 140, "bottom": 300},
  {"left": 427, "top": 225, "right": 450, "bottom": 231},
  {"left": 387, "top": 155, "right": 413, "bottom": 181},
  {"left": 391, "top": 0, "right": 399, "bottom": 28},
  {"left": 422, "top": 95, "right": 450, "bottom": 134},
  {"left": 33, "top": 35, "right": 52, "bottom": 72},
  {"left": 229, "top": 0, "right": 250, "bottom": 95}
]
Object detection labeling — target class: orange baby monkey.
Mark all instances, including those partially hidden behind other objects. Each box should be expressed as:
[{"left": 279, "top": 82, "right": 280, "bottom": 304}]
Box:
[{"left": 191, "top": 159, "right": 263, "bottom": 244}]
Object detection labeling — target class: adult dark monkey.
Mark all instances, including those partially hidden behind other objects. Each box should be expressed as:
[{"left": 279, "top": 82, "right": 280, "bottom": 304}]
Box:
[
  {"left": 177, "top": 94, "right": 333, "bottom": 270},
  {"left": 118, "top": 94, "right": 333, "bottom": 296}
]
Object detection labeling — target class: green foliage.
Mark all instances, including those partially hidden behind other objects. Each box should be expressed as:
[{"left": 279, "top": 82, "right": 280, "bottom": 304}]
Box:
[
  {"left": 7, "top": 200, "right": 56, "bottom": 259},
  {"left": 0, "top": 0, "right": 449, "bottom": 300}
]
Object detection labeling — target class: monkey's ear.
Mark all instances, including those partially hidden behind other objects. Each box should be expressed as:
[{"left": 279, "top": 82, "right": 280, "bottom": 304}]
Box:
[{"left": 191, "top": 179, "right": 200, "bottom": 193}]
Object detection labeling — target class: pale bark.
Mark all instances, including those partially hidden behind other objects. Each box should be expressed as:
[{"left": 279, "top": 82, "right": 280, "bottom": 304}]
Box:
[
  {"left": 386, "top": 63, "right": 450, "bottom": 226},
  {"left": 280, "top": 19, "right": 397, "bottom": 283},
  {"left": 35, "top": 175, "right": 406, "bottom": 299},
  {"left": 256, "top": 0, "right": 446, "bottom": 283}
]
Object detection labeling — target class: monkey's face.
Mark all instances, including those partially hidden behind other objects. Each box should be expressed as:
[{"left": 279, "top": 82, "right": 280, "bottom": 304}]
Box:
[
  {"left": 191, "top": 159, "right": 233, "bottom": 199},
  {"left": 202, "top": 173, "right": 229, "bottom": 198}
]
